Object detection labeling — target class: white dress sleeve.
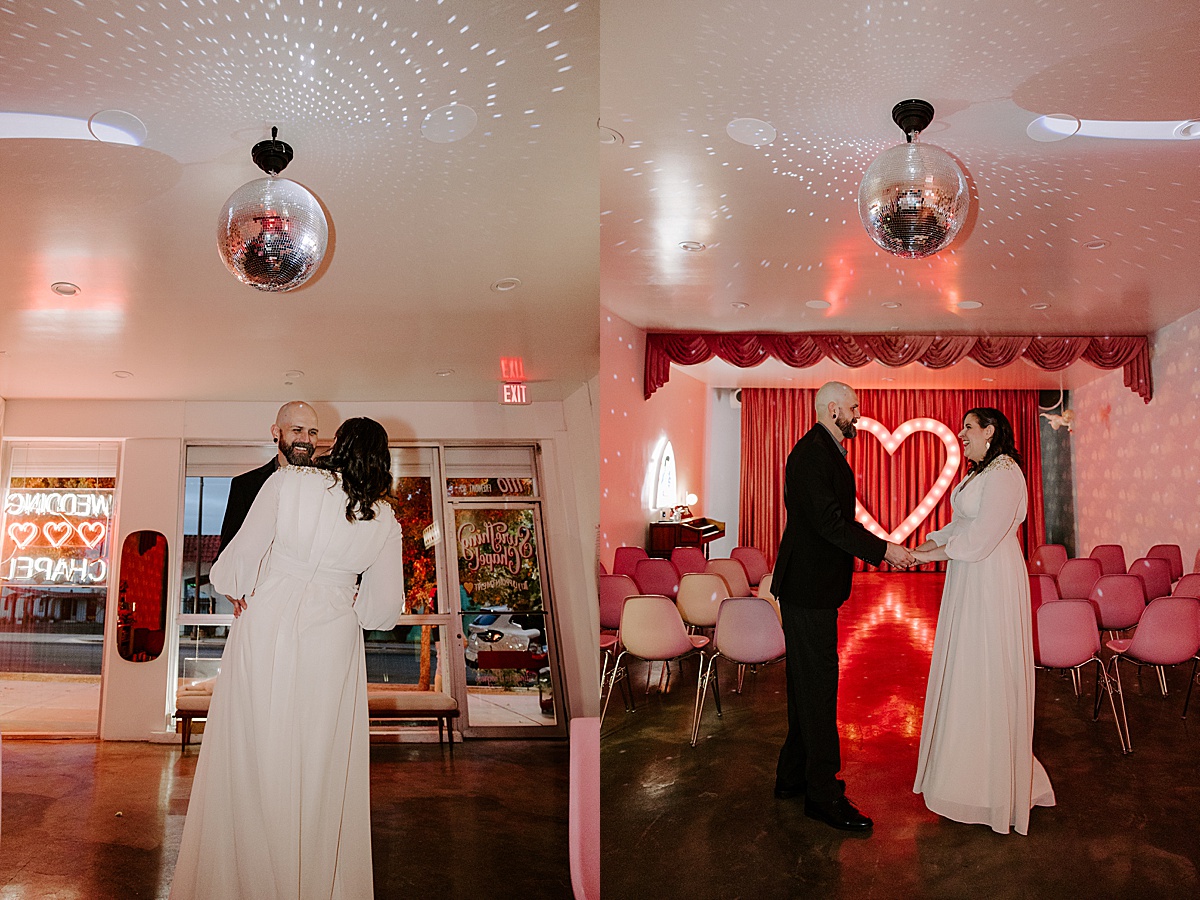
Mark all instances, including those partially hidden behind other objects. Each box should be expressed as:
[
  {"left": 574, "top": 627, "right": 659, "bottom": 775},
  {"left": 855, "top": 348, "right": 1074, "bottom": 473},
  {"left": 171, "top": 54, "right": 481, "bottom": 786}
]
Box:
[
  {"left": 944, "top": 461, "right": 1027, "bottom": 563},
  {"left": 353, "top": 514, "right": 406, "bottom": 630},
  {"left": 209, "top": 471, "right": 283, "bottom": 600},
  {"left": 925, "top": 518, "right": 959, "bottom": 547}
]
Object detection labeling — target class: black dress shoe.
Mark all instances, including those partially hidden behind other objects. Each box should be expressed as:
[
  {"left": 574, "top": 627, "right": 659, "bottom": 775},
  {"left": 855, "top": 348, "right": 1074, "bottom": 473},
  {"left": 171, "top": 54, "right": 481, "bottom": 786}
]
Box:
[
  {"left": 803, "top": 796, "right": 873, "bottom": 831},
  {"left": 773, "top": 785, "right": 805, "bottom": 800}
]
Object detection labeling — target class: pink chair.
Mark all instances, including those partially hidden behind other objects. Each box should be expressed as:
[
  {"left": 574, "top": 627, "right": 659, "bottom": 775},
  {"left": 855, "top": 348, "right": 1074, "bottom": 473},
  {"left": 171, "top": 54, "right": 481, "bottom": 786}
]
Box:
[
  {"left": 1029, "top": 574, "right": 1060, "bottom": 613},
  {"left": 730, "top": 546, "right": 771, "bottom": 587},
  {"left": 691, "top": 597, "right": 787, "bottom": 746},
  {"left": 705, "top": 558, "right": 752, "bottom": 599},
  {"left": 603, "top": 595, "right": 709, "bottom": 727},
  {"left": 568, "top": 717, "right": 600, "bottom": 900},
  {"left": 599, "top": 575, "right": 638, "bottom": 717},
  {"left": 1028, "top": 544, "right": 1068, "bottom": 577},
  {"left": 1089, "top": 544, "right": 1127, "bottom": 576},
  {"left": 671, "top": 547, "right": 709, "bottom": 577},
  {"left": 676, "top": 573, "right": 729, "bottom": 632},
  {"left": 597, "top": 559, "right": 607, "bottom": 576},
  {"left": 1034, "top": 600, "right": 1127, "bottom": 753},
  {"left": 1106, "top": 596, "right": 1200, "bottom": 750},
  {"left": 633, "top": 557, "right": 681, "bottom": 600},
  {"left": 1129, "top": 557, "right": 1173, "bottom": 601},
  {"left": 612, "top": 546, "right": 649, "bottom": 578},
  {"left": 1171, "top": 574, "right": 1200, "bottom": 599},
  {"left": 1147, "top": 544, "right": 1185, "bottom": 582},
  {"left": 1088, "top": 574, "right": 1146, "bottom": 640},
  {"left": 599, "top": 574, "right": 638, "bottom": 634},
  {"left": 1057, "top": 557, "right": 1102, "bottom": 601}
]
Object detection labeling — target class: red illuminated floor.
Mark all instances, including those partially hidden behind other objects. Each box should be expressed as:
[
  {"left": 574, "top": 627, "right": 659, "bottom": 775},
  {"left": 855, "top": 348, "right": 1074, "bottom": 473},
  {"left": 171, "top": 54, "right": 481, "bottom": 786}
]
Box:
[{"left": 601, "top": 573, "right": 1200, "bottom": 899}]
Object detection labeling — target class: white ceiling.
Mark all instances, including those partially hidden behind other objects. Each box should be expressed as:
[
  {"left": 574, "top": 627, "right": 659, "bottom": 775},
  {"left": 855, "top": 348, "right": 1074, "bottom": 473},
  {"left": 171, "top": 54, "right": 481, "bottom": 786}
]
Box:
[
  {"left": 0, "top": 0, "right": 598, "bottom": 402},
  {"left": 600, "top": 0, "right": 1200, "bottom": 391}
]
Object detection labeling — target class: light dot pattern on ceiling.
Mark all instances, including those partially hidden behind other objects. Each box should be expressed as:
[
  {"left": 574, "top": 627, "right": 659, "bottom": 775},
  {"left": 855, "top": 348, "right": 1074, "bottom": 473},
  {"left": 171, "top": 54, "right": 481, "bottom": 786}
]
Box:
[
  {"left": 601, "top": 0, "right": 1200, "bottom": 331},
  {"left": 0, "top": 0, "right": 586, "bottom": 178}
]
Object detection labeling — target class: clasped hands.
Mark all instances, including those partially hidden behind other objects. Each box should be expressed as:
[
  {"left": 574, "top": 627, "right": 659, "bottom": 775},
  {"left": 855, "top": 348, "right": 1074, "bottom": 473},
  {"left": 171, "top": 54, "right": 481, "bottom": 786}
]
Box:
[{"left": 885, "top": 540, "right": 941, "bottom": 569}]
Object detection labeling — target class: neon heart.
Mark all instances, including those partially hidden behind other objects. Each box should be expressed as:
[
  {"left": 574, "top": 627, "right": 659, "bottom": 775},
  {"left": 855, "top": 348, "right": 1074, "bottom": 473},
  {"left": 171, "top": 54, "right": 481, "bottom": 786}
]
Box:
[
  {"left": 77, "top": 521, "right": 107, "bottom": 549},
  {"left": 853, "top": 417, "right": 962, "bottom": 543},
  {"left": 43, "top": 521, "right": 73, "bottom": 548},
  {"left": 7, "top": 521, "right": 38, "bottom": 550}
]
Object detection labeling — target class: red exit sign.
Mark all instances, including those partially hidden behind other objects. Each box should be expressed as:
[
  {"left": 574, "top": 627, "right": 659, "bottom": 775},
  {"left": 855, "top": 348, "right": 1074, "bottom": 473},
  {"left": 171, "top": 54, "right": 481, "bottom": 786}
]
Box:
[
  {"left": 500, "top": 356, "right": 526, "bottom": 381},
  {"left": 499, "top": 382, "right": 531, "bottom": 405}
]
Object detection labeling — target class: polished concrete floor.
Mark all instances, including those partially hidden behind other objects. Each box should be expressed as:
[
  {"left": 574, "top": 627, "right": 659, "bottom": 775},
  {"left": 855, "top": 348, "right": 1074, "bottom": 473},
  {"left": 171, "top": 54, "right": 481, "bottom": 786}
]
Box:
[
  {"left": 1, "top": 736, "right": 570, "bottom": 899},
  {"left": 602, "top": 573, "right": 1200, "bottom": 900}
]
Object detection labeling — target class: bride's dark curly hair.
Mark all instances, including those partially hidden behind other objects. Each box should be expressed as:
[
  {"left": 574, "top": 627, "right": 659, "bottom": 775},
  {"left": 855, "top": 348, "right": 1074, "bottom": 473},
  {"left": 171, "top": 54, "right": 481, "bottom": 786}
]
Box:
[
  {"left": 316, "top": 417, "right": 392, "bottom": 521},
  {"left": 964, "top": 407, "right": 1023, "bottom": 473}
]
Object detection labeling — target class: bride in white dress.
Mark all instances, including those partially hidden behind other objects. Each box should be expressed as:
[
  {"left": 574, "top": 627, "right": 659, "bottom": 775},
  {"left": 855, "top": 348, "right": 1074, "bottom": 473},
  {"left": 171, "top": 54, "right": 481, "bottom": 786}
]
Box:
[
  {"left": 911, "top": 407, "right": 1055, "bottom": 835},
  {"left": 171, "top": 417, "right": 405, "bottom": 899}
]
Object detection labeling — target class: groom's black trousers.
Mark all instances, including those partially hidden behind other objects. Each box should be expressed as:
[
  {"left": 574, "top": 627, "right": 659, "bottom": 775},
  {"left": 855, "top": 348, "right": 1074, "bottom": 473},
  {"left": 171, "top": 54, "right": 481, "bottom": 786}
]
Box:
[{"left": 775, "top": 602, "right": 845, "bottom": 802}]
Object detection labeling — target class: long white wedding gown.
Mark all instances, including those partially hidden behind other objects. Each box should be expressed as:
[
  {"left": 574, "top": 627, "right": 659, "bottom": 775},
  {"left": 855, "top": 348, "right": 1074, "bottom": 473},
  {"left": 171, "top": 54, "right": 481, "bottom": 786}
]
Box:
[
  {"left": 171, "top": 466, "right": 404, "bottom": 899},
  {"left": 913, "top": 455, "right": 1056, "bottom": 835}
]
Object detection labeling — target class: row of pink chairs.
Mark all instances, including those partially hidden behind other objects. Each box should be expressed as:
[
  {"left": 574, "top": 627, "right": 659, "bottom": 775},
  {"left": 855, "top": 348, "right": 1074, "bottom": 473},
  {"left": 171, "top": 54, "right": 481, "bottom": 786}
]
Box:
[
  {"left": 610, "top": 545, "right": 771, "bottom": 585},
  {"left": 1034, "top": 579, "right": 1200, "bottom": 753},
  {"left": 599, "top": 592, "right": 786, "bottom": 744},
  {"left": 1030, "top": 548, "right": 1188, "bottom": 605},
  {"left": 1030, "top": 542, "right": 1196, "bottom": 583}
]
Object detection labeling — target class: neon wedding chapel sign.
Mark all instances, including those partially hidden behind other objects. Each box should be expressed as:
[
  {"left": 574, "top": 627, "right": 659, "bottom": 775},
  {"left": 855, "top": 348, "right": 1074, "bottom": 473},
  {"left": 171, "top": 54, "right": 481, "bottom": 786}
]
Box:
[
  {"left": 3, "top": 488, "right": 113, "bottom": 585},
  {"left": 852, "top": 417, "right": 961, "bottom": 543}
]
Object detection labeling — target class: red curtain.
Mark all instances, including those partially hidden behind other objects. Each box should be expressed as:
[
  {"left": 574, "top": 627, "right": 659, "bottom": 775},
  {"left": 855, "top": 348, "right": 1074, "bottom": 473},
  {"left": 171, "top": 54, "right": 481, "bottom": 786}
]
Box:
[
  {"left": 739, "top": 388, "right": 1045, "bottom": 572},
  {"left": 646, "top": 332, "right": 1152, "bottom": 402}
]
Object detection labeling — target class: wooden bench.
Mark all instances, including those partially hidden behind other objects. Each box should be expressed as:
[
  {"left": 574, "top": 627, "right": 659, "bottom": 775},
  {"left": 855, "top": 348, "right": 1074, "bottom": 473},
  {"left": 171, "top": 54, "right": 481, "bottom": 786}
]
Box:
[{"left": 175, "top": 686, "right": 460, "bottom": 752}]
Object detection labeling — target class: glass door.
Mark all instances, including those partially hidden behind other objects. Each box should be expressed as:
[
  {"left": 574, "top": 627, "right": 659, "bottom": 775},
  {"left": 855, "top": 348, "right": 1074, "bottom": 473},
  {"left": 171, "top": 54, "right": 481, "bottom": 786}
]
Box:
[
  {"left": 0, "top": 441, "right": 120, "bottom": 734},
  {"left": 444, "top": 446, "right": 567, "bottom": 737}
]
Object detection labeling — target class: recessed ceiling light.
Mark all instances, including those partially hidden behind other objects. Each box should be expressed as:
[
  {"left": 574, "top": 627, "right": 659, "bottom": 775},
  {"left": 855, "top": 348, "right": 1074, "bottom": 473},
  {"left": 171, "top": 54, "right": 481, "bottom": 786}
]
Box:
[
  {"left": 1026, "top": 114, "right": 1081, "bottom": 143},
  {"left": 1030, "top": 302, "right": 1050, "bottom": 310},
  {"left": 113, "top": 370, "right": 133, "bottom": 379},
  {"left": 0, "top": 111, "right": 144, "bottom": 146},
  {"left": 726, "top": 117, "right": 777, "bottom": 146},
  {"left": 679, "top": 241, "right": 707, "bottom": 252},
  {"left": 51, "top": 282, "right": 80, "bottom": 296},
  {"left": 491, "top": 277, "right": 522, "bottom": 292},
  {"left": 1084, "top": 239, "right": 1109, "bottom": 250},
  {"left": 956, "top": 300, "right": 983, "bottom": 310},
  {"left": 284, "top": 370, "right": 304, "bottom": 379},
  {"left": 88, "top": 109, "right": 147, "bottom": 145},
  {"left": 881, "top": 301, "right": 902, "bottom": 309},
  {"left": 805, "top": 300, "right": 832, "bottom": 309},
  {"left": 981, "top": 377, "right": 995, "bottom": 383},
  {"left": 881, "top": 376, "right": 895, "bottom": 382},
  {"left": 597, "top": 119, "right": 624, "bottom": 144},
  {"left": 436, "top": 369, "right": 455, "bottom": 377},
  {"left": 421, "top": 104, "right": 478, "bottom": 143},
  {"left": 731, "top": 301, "right": 748, "bottom": 309}
]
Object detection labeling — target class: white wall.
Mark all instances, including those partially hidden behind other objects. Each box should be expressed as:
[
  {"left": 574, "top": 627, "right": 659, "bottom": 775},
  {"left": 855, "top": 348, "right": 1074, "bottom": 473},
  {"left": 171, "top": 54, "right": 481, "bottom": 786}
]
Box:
[
  {"left": 704, "top": 388, "right": 742, "bottom": 559},
  {"left": 2, "top": 396, "right": 598, "bottom": 738}
]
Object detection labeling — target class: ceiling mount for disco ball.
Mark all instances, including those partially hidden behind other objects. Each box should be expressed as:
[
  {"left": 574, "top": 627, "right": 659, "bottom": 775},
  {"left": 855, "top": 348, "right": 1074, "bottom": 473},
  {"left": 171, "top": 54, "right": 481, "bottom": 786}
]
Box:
[
  {"left": 217, "top": 126, "right": 328, "bottom": 292},
  {"left": 858, "top": 99, "right": 969, "bottom": 260}
]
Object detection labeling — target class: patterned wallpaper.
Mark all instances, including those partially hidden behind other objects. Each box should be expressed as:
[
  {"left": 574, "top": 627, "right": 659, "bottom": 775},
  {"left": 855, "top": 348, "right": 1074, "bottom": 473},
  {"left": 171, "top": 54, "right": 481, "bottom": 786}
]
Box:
[
  {"left": 1073, "top": 306, "right": 1200, "bottom": 569},
  {"left": 599, "top": 309, "right": 709, "bottom": 571}
]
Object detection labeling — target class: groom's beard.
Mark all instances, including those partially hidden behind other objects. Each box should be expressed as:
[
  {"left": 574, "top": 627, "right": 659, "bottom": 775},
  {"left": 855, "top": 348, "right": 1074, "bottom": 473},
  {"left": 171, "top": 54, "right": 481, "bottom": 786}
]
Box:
[
  {"left": 281, "top": 439, "right": 316, "bottom": 465},
  {"left": 835, "top": 413, "right": 857, "bottom": 439}
]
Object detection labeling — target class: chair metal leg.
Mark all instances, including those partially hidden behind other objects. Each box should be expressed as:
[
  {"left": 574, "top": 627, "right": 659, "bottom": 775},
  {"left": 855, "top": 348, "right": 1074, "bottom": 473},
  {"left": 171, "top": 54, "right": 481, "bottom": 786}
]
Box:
[
  {"left": 690, "top": 653, "right": 713, "bottom": 747},
  {"left": 1157, "top": 665, "right": 1169, "bottom": 696},
  {"left": 1110, "top": 656, "right": 1132, "bottom": 752},
  {"left": 736, "top": 662, "right": 746, "bottom": 694},
  {"left": 1182, "top": 658, "right": 1198, "bottom": 719},
  {"left": 1090, "top": 657, "right": 1129, "bottom": 754},
  {"left": 1070, "top": 667, "right": 1081, "bottom": 696},
  {"left": 711, "top": 662, "right": 722, "bottom": 718},
  {"left": 600, "top": 650, "right": 611, "bottom": 701},
  {"left": 601, "top": 651, "right": 627, "bottom": 724}
]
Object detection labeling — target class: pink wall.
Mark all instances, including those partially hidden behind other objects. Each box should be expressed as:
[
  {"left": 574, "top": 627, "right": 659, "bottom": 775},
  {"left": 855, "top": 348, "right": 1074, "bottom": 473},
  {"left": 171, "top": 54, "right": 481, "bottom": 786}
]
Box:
[
  {"left": 599, "top": 309, "right": 708, "bottom": 570},
  {"left": 1074, "top": 307, "right": 1200, "bottom": 571}
]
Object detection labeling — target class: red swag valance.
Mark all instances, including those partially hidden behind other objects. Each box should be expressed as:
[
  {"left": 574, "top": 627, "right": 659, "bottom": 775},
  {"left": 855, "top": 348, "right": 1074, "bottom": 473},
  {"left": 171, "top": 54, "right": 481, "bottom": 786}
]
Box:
[{"left": 644, "top": 332, "right": 1153, "bottom": 402}]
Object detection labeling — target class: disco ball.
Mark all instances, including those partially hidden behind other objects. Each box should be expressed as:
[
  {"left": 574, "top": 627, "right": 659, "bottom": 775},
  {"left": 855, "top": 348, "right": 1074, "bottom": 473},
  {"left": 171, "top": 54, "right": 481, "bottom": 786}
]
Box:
[
  {"left": 858, "top": 100, "right": 969, "bottom": 259},
  {"left": 218, "top": 176, "right": 328, "bottom": 291}
]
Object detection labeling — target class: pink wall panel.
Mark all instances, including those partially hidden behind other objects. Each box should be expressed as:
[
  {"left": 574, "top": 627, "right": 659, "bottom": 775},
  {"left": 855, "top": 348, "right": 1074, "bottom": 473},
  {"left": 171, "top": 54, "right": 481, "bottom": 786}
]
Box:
[
  {"left": 1074, "top": 307, "right": 1200, "bottom": 569},
  {"left": 599, "top": 309, "right": 708, "bottom": 570}
]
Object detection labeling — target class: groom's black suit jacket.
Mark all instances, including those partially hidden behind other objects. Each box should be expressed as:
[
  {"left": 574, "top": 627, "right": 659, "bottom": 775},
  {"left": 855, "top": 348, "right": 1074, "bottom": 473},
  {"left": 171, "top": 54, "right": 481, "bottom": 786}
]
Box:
[
  {"left": 771, "top": 424, "right": 887, "bottom": 608},
  {"left": 217, "top": 458, "right": 279, "bottom": 553}
]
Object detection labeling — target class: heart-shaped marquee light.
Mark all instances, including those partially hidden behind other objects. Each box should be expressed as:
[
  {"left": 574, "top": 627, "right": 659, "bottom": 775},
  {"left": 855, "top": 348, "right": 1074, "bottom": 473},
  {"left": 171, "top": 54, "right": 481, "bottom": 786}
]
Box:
[
  {"left": 853, "top": 417, "right": 962, "bottom": 544},
  {"left": 42, "top": 521, "right": 73, "bottom": 548},
  {"left": 76, "top": 521, "right": 107, "bottom": 549},
  {"left": 7, "top": 521, "right": 37, "bottom": 550}
]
